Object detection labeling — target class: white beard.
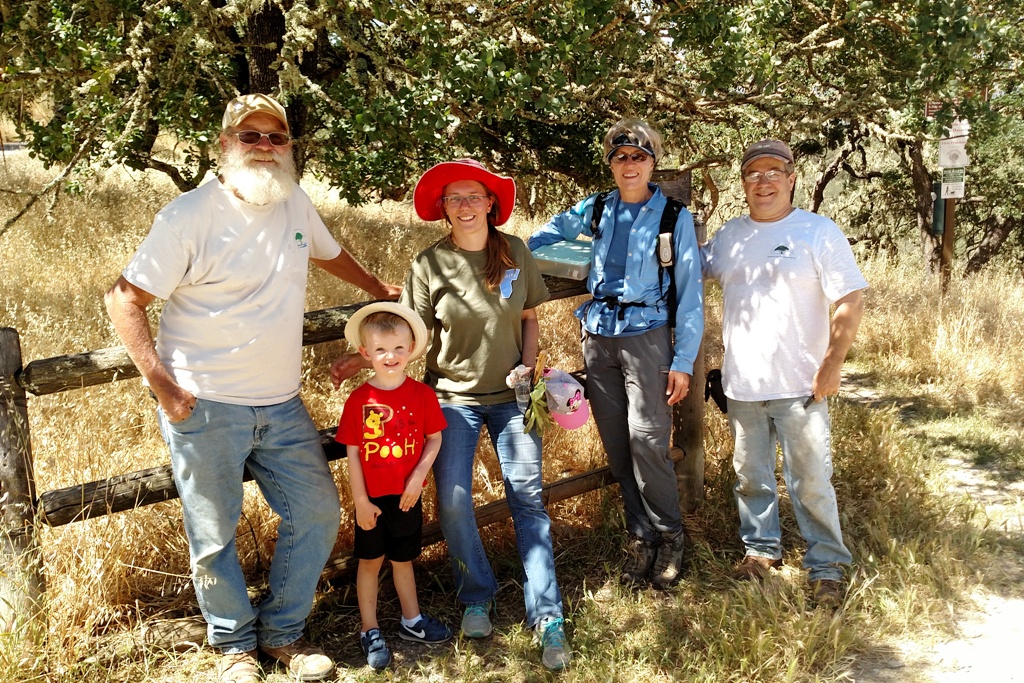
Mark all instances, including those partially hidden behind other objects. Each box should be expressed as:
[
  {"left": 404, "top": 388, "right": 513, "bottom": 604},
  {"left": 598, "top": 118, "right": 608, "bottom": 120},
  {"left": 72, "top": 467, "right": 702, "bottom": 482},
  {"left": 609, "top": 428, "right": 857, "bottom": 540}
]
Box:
[{"left": 220, "top": 144, "right": 298, "bottom": 206}]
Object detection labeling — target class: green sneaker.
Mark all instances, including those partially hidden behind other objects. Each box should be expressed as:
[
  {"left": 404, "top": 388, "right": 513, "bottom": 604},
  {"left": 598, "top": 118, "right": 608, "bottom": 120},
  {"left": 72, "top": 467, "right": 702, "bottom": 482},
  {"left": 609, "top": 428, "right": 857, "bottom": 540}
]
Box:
[
  {"left": 461, "top": 603, "right": 493, "bottom": 638},
  {"left": 535, "top": 616, "right": 571, "bottom": 671}
]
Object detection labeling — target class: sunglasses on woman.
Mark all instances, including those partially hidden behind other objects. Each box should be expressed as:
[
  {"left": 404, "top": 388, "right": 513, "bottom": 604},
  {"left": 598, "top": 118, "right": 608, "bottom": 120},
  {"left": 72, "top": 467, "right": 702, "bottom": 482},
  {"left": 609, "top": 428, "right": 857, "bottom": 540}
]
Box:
[{"left": 610, "top": 152, "right": 650, "bottom": 164}]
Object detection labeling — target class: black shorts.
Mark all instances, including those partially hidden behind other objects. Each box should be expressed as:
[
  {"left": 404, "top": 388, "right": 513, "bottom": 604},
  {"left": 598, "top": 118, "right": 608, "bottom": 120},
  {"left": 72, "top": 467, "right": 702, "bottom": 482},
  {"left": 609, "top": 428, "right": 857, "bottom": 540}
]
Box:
[{"left": 353, "top": 495, "right": 423, "bottom": 562}]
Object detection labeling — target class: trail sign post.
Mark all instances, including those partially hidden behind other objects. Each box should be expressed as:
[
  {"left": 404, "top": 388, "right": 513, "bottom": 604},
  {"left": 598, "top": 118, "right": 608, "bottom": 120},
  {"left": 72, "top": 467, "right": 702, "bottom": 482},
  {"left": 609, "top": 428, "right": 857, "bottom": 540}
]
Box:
[{"left": 936, "top": 119, "right": 969, "bottom": 295}]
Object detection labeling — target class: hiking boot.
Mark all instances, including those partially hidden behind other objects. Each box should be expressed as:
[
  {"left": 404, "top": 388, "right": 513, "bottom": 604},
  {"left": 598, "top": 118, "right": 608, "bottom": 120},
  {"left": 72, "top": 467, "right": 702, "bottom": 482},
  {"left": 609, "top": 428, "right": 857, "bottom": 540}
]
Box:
[
  {"left": 461, "top": 603, "right": 493, "bottom": 638},
  {"left": 811, "top": 579, "right": 845, "bottom": 608},
  {"left": 260, "top": 637, "right": 335, "bottom": 681},
  {"left": 650, "top": 529, "right": 687, "bottom": 590},
  {"left": 218, "top": 649, "right": 259, "bottom": 683},
  {"left": 733, "top": 555, "right": 783, "bottom": 582},
  {"left": 534, "top": 616, "right": 571, "bottom": 671},
  {"left": 621, "top": 534, "right": 658, "bottom": 585},
  {"left": 359, "top": 628, "right": 391, "bottom": 670},
  {"left": 398, "top": 612, "right": 454, "bottom": 644}
]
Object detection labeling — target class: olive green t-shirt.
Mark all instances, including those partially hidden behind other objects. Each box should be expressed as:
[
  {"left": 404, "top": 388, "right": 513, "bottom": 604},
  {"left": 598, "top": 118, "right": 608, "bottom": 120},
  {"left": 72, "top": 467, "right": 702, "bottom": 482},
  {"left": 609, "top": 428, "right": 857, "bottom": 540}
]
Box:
[{"left": 401, "top": 233, "right": 550, "bottom": 405}]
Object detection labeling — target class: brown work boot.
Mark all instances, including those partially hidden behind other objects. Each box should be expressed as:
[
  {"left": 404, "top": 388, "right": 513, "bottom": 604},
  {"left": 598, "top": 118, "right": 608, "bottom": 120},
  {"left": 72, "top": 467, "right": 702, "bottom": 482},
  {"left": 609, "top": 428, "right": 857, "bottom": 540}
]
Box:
[
  {"left": 811, "top": 579, "right": 845, "bottom": 609},
  {"left": 620, "top": 534, "right": 658, "bottom": 585},
  {"left": 260, "top": 637, "right": 335, "bottom": 681},
  {"left": 732, "top": 555, "right": 783, "bottom": 582},
  {"left": 218, "top": 649, "right": 259, "bottom": 683}
]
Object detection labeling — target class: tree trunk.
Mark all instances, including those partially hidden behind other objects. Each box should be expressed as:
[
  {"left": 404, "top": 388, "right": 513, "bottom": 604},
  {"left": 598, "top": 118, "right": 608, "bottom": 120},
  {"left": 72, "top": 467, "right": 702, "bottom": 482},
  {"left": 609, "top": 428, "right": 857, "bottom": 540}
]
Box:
[
  {"left": 965, "top": 214, "right": 1016, "bottom": 275},
  {"left": 244, "top": 1, "right": 316, "bottom": 176},
  {"left": 810, "top": 145, "right": 852, "bottom": 213},
  {"left": 905, "top": 141, "right": 940, "bottom": 270}
]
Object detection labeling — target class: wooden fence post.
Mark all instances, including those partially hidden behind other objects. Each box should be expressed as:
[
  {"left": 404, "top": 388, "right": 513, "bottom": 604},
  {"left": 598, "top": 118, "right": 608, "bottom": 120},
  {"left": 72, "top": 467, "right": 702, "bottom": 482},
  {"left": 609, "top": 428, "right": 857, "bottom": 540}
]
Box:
[
  {"left": 0, "top": 328, "right": 46, "bottom": 649},
  {"left": 673, "top": 218, "right": 707, "bottom": 513}
]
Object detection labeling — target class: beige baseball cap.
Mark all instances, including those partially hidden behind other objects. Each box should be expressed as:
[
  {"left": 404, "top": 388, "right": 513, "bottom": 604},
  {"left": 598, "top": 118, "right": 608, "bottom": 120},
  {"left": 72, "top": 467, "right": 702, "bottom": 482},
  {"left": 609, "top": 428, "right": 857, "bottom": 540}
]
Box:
[{"left": 222, "top": 94, "right": 289, "bottom": 133}]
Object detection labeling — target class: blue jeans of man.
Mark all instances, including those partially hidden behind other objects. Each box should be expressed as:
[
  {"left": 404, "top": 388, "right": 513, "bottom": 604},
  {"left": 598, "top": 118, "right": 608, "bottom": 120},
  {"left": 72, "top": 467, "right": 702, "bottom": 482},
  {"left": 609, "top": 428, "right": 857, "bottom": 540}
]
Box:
[
  {"left": 434, "top": 401, "right": 563, "bottom": 628},
  {"left": 728, "top": 397, "right": 851, "bottom": 582},
  {"left": 583, "top": 326, "right": 683, "bottom": 542},
  {"left": 157, "top": 396, "right": 341, "bottom": 653}
]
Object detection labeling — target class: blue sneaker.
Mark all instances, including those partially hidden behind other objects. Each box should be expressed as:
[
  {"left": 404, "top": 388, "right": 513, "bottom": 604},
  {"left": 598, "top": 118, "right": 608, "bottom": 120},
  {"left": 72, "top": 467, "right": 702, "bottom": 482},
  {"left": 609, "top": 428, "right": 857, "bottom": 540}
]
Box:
[
  {"left": 535, "top": 616, "right": 571, "bottom": 671},
  {"left": 398, "top": 613, "right": 454, "bottom": 644},
  {"left": 359, "top": 628, "right": 391, "bottom": 670},
  {"left": 461, "top": 603, "right": 493, "bottom": 638}
]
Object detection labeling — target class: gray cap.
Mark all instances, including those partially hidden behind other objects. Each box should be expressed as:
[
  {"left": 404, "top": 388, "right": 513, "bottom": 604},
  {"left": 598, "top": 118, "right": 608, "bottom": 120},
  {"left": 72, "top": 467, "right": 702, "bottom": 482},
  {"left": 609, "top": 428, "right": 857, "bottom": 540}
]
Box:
[{"left": 741, "top": 139, "right": 793, "bottom": 170}]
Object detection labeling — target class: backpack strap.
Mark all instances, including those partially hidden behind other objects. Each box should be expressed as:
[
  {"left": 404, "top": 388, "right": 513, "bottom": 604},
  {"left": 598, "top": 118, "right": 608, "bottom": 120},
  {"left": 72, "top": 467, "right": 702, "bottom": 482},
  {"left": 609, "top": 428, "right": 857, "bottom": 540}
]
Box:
[
  {"left": 658, "top": 197, "right": 684, "bottom": 329},
  {"left": 589, "top": 191, "right": 612, "bottom": 239},
  {"left": 588, "top": 192, "right": 684, "bottom": 328}
]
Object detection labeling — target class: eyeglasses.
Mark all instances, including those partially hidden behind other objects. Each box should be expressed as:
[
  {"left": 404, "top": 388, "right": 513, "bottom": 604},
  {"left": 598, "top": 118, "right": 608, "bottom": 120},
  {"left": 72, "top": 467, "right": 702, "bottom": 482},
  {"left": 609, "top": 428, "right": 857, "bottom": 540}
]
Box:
[
  {"left": 610, "top": 152, "right": 651, "bottom": 164},
  {"left": 232, "top": 130, "right": 292, "bottom": 147},
  {"left": 742, "top": 169, "right": 788, "bottom": 183},
  {"left": 441, "top": 195, "right": 489, "bottom": 208}
]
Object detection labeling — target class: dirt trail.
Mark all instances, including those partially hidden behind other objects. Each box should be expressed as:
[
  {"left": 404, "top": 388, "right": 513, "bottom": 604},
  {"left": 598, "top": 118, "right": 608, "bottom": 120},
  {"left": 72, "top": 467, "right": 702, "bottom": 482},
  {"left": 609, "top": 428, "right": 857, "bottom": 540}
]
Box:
[{"left": 844, "top": 376, "right": 1023, "bottom": 682}]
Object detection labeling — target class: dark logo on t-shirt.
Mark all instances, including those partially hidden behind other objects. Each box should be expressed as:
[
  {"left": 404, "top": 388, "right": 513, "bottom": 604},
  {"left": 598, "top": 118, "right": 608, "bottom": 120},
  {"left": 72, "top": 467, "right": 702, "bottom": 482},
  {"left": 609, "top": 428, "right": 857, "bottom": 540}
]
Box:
[{"left": 769, "top": 244, "right": 794, "bottom": 259}]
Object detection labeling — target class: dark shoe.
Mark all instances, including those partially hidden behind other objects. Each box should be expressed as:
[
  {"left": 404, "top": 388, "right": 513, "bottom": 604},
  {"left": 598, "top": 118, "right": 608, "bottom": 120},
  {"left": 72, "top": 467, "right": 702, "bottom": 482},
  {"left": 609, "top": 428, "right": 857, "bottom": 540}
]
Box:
[
  {"left": 359, "top": 628, "right": 392, "bottom": 670},
  {"left": 650, "top": 529, "right": 687, "bottom": 590},
  {"left": 811, "top": 579, "right": 845, "bottom": 608},
  {"left": 534, "top": 616, "right": 571, "bottom": 671},
  {"left": 732, "top": 555, "right": 783, "bottom": 582},
  {"left": 398, "top": 612, "right": 454, "bottom": 644},
  {"left": 260, "top": 637, "right": 335, "bottom": 680},
  {"left": 621, "top": 534, "right": 658, "bottom": 584},
  {"left": 218, "top": 649, "right": 259, "bottom": 683}
]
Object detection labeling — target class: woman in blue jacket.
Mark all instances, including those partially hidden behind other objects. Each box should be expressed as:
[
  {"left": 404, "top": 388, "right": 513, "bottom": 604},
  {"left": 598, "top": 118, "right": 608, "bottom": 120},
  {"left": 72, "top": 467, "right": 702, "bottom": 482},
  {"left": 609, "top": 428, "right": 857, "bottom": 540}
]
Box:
[{"left": 527, "top": 119, "right": 703, "bottom": 590}]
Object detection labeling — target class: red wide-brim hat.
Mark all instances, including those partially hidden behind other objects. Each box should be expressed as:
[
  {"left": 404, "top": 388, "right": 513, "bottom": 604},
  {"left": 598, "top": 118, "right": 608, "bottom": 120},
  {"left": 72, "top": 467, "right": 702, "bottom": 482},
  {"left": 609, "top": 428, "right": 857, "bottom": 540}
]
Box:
[{"left": 413, "top": 158, "right": 517, "bottom": 226}]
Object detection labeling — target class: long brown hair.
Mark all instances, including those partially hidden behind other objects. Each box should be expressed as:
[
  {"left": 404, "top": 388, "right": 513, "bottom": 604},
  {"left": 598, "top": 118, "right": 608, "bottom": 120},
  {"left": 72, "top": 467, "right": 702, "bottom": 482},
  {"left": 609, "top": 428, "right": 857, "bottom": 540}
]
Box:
[{"left": 444, "top": 193, "right": 517, "bottom": 291}]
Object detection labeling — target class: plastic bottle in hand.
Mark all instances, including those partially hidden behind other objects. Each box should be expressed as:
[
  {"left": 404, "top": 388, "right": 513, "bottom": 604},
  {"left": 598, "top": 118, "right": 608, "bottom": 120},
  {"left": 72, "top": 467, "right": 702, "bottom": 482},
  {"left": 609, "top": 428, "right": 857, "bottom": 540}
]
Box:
[{"left": 506, "top": 365, "right": 533, "bottom": 414}]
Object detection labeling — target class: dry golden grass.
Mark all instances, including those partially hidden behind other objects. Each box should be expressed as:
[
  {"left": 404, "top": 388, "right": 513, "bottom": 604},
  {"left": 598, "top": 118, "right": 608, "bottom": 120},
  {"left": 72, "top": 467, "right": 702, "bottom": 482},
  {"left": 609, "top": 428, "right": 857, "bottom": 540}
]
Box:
[{"left": 1, "top": 154, "right": 1021, "bottom": 681}]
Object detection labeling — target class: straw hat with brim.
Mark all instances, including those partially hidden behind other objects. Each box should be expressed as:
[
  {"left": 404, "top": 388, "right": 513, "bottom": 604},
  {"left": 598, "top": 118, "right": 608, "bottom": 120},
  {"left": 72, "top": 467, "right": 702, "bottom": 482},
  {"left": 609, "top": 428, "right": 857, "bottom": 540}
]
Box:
[
  {"left": 413, "top": 159, "right": 516, "bottom": 226},
  {"left": 345, "top": 302, "right": 430, "bottom": 362}
]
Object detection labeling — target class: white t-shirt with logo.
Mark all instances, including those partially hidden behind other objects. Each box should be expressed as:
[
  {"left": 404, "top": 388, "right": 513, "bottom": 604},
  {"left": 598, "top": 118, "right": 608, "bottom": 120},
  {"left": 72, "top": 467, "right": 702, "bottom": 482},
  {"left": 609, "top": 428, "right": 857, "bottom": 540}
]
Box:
[
  {"left": 702, "top": 208, "right": 867, "bottom": 402},
  {"left": 123, "top": 179, "right": 343, "bottom": 405}
]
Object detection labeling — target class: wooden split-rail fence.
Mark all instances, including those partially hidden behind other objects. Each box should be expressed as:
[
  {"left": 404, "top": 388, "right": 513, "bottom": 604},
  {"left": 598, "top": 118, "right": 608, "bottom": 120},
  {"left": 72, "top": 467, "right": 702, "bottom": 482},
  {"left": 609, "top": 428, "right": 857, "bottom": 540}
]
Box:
[{"left": 0, "top": 173, "right": 705, "bottom": 650}]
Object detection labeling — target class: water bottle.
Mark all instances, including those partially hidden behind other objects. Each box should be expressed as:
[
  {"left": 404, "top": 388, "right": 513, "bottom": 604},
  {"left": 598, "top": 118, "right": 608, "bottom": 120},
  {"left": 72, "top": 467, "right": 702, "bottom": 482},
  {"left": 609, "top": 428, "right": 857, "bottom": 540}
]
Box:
[{"left": 514, "top": 379, "right": 532, "bottom": 414}]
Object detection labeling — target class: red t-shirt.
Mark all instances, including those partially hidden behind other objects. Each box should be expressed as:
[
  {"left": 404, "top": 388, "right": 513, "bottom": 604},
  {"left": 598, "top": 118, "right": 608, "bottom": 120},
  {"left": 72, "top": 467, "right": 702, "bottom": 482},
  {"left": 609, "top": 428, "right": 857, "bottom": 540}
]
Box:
[{"left": 336, "top": 377, "right": 447, "bottom": 498}]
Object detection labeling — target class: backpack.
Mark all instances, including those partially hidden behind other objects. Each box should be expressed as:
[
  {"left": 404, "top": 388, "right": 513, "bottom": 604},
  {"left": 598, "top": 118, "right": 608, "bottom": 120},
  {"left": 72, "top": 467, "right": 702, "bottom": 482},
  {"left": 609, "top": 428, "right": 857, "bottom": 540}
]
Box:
[{"left": 589, "top": 191, "right": 685, "bottom": 328}]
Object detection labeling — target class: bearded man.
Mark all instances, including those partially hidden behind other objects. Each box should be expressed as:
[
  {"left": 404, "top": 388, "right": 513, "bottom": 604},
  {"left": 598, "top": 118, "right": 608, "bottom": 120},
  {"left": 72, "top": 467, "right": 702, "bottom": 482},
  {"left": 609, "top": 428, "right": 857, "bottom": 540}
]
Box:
[{"left": 105, "top": 94, "right": 399, "bottom": 683}]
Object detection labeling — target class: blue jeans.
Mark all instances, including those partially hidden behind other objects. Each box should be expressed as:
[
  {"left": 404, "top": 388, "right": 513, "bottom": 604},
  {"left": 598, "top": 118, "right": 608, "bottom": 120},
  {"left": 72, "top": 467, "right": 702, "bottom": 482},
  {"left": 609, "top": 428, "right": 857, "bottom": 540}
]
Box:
[
  {"left": 157, "top": 396, "right": 341, "bottom": 653},
  {"left": 434, "top": 401, "right": 563, "bottom": 628},
  {"left": 728, "top": 398, "right": 851, "bottom": 582}
]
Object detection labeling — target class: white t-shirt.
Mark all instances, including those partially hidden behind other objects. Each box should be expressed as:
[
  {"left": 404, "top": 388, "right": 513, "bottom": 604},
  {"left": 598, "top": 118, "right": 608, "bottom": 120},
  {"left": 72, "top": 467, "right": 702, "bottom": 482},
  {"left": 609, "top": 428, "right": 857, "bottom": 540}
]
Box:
[
  {"left": 123, "top": 179, "right": 343, "bottom": 405},
  {"left": 702, "top": 208, "right": 867, "bottom": 402}
]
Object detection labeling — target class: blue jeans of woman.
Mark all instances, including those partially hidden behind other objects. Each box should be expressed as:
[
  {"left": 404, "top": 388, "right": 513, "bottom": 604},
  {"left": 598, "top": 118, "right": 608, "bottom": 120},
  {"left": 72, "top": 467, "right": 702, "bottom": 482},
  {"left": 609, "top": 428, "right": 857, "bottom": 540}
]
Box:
[
  {"left": 157, "top": 396, "right": 341, "bottom": 653},
  {"left": 434, "top": 401, "right": 563, "bottom": 628},
  {"left": 728, "top": 397, "right": 851, "bottom": 582}
]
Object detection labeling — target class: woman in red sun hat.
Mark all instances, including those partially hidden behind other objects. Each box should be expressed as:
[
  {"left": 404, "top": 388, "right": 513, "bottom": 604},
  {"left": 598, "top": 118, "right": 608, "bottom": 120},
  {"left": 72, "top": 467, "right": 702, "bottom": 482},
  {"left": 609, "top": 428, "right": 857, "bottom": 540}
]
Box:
[{"left": 331, "top": 159, "right": 570, "bottom": 671}]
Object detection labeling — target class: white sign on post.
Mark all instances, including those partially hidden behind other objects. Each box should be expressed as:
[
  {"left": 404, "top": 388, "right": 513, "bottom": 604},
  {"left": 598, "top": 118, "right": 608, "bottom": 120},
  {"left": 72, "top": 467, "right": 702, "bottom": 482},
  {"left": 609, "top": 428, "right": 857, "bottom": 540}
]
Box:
[
  {"left": 941, "top": 167, "right": 965, "bottom": 199},
  {"left": 938, "top": 118, "right": 970, "bottom": 168}
]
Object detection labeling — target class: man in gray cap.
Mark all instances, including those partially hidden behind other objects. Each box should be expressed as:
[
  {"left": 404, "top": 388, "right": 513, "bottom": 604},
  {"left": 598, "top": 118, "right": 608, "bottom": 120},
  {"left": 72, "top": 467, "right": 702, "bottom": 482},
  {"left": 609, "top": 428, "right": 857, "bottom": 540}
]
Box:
[
  {"left": 701, "top": 139, "right": 866, "bottom": 607},
  {"left": 105, "top": 94, "right": 399, "bottom": 682}
]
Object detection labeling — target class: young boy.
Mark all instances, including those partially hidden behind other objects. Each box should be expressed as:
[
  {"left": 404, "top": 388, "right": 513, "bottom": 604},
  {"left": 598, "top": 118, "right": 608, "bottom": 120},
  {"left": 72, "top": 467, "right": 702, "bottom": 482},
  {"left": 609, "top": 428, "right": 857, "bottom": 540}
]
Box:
[{"left": 335, "top": 302, "right": 452, "bottom": 670}]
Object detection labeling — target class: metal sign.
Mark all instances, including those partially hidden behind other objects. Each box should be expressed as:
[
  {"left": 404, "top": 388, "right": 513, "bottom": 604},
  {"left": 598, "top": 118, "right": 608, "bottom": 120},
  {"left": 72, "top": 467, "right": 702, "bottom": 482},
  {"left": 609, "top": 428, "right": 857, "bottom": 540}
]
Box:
[
  {"left": 941, "top": 167, "right": 965, "bottom": 198},
  {"left": 938, "top": 139, "right": 970, "bottom": 167}
]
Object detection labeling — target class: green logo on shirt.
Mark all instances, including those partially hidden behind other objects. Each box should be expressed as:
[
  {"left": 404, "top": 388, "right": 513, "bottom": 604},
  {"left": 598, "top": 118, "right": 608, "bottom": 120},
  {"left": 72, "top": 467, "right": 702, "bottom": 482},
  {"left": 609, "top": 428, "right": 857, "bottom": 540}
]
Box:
[{"left": 294, "top": 231, "right": 307, "bottom": 248}]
